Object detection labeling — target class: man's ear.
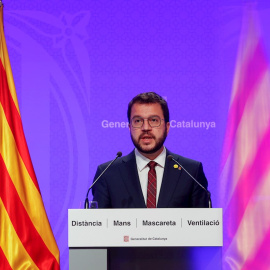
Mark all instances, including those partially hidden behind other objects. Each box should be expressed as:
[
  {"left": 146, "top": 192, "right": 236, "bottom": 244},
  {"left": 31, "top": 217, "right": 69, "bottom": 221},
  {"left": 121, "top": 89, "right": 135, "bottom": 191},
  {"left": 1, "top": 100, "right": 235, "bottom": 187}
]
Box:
[{"left": 166, "top": 121, "right": 170, "bottom": 135}]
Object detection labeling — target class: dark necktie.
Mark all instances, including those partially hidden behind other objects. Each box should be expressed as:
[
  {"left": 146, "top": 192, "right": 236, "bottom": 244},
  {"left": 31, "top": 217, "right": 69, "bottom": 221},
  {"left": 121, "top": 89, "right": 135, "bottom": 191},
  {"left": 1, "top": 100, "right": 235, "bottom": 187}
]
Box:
[{"left": 147, "top": 161, "right": 157, "bottom": 208}]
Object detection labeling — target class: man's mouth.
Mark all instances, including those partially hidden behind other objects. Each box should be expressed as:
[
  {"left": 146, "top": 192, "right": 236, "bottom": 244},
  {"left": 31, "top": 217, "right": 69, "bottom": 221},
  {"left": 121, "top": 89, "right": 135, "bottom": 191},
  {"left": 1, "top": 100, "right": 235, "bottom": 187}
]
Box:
[{"left": 140, "top": 135, "right": 154, "bottom": 143}]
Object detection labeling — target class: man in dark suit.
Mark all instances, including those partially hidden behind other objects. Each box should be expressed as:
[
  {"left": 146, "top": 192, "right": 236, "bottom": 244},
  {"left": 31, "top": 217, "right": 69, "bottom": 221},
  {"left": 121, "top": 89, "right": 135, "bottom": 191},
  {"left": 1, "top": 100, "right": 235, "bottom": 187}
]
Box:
[{"left": 92, "top": 92, "right": 209, "bottom": 208}]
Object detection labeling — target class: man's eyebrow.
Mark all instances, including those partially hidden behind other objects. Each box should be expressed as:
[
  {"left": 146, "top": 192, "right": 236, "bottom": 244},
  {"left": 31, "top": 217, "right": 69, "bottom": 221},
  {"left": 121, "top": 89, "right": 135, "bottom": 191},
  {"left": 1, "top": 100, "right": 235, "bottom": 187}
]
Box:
[{"left": 132, "top": 114, "right": 160, "bottom": 118}]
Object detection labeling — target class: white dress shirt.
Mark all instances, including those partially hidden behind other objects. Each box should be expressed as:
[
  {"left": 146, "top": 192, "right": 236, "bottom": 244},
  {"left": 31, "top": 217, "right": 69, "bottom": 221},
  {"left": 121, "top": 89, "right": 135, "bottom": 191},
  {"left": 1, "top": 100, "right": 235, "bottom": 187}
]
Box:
[{"left": 135, "top": 147, "right": 166, "bottom": 206}]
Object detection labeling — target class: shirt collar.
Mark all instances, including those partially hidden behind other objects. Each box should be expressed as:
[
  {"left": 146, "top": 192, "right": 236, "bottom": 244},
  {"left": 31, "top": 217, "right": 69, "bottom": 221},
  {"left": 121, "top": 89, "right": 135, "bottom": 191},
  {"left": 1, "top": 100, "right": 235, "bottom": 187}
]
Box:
[{"left": 135, "top": 147, "right": 167, "bottom": 172}]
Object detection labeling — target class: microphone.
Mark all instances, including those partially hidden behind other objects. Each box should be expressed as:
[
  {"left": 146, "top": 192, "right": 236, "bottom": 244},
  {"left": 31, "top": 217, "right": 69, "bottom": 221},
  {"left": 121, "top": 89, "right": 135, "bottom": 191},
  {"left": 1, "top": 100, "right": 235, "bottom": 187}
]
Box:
[
  {"left": 84, "top": 151, "right": 122, "bottom": 209},
  {"left": 167, "top": 155, "right": 212, "bottom": 208}
]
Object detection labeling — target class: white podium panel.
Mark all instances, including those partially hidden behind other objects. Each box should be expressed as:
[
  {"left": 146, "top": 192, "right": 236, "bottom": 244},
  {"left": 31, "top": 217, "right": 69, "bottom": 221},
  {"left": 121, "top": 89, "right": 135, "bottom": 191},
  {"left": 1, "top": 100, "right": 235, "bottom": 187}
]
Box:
[{"left": 68, "top": 208, "right": 222, "bottom": 247}]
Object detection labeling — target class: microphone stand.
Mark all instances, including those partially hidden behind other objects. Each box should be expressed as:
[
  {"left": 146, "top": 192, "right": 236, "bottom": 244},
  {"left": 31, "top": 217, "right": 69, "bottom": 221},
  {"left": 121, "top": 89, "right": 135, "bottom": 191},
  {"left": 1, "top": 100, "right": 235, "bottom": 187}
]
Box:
[
  {"left": 167, "top": 155, "right": 212, "bottom": 208},
  {"left": 84, "top": 152, "right": 122, "bottom": 209}
]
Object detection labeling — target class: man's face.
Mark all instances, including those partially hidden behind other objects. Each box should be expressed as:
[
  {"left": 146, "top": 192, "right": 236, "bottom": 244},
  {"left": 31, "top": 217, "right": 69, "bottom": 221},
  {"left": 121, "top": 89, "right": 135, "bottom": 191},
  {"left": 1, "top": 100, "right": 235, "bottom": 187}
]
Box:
[{"left": 129, "top": 103, "right": 170, "bottom": 159}]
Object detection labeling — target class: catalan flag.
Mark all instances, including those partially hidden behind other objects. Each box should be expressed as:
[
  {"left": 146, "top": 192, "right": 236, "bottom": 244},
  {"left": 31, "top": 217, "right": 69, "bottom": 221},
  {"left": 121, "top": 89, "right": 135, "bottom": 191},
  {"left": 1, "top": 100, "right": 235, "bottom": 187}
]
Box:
[
  {"left": 0, "top": 4, "right": 60, "bottom": 269},
  {"left": 220, "top": 7, "right": 270, "bottom": 270}
]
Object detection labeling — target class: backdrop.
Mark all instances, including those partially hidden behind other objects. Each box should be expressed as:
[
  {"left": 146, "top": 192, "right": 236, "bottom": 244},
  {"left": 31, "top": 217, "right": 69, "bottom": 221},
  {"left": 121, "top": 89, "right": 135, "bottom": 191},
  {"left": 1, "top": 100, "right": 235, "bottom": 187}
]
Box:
[{"left": 3, "top": 1, "right": 270, "bottom": 269}]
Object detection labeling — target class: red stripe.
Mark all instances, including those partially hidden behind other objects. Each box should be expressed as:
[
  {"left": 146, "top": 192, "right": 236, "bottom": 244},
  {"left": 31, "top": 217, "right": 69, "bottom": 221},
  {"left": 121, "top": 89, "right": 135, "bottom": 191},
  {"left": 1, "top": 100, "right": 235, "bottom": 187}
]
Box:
[
  {"left": 241, "top": 226, "right": 270, "bottom": 270},
  {"left": 0, "top": 156, "right": 59, "bottom": 269},
  {"left": 0, "top": 60, "right": 40, "bottom": 192},
  {"left": 223, "top": 126, "right": 270, "bottom": 251},
  {"left": 220, "top": 41, "right": 268, "bottom": 170},
  {"left": 0, "top": 247, "right": 13, "bottom": 270}
]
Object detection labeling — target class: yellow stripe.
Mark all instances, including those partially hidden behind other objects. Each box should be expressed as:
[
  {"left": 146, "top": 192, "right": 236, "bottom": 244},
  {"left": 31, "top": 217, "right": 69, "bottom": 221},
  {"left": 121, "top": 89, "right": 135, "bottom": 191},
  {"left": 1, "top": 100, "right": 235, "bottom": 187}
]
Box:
[
  {"left": 0, "top": 104, "right": 59, "bottom": 263},
  {"left": 0, "top": 6, "right": 20, "bottom": 114},
  {"left": 0, "top": 198, "right": 39, "bottom": 269},
  {"left": 224, "top": 169, "right": 270, "bottom": 269}
]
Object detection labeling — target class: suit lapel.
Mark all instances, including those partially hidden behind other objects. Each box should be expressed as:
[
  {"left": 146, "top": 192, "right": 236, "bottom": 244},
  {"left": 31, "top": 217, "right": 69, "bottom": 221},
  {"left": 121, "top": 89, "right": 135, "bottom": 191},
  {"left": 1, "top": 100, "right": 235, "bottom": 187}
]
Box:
[
  {"left": 157, "top": 150, "right": 182, "bottom": 207},
  {"left": 119, "top": 151, "right": 146, "bottom": 208}
]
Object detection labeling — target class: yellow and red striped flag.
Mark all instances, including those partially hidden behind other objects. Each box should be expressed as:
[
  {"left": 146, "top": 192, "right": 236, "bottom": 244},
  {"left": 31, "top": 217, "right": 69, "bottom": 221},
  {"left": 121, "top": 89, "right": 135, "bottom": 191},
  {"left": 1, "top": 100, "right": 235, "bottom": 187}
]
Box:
[
  {"left": 220, "top": 7, "right": 270, "bottom": 270},
  {"left": 0, "top": 4, "right": 60, "bottom": 269}
]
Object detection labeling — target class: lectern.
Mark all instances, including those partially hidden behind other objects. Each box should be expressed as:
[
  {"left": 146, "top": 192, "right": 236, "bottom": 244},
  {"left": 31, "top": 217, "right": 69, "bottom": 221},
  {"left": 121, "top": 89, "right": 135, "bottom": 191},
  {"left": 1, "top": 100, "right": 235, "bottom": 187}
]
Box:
[{"left": 69, "top": 208, "right": 223, "bottom": 270}]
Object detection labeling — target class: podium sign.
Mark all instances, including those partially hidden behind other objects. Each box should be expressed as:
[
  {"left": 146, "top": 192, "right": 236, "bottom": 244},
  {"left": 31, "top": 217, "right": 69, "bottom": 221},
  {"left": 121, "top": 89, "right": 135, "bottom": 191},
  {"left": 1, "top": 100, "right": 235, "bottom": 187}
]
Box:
[{"left": 68, "top": 208, "right": 222, "bottom": 247}]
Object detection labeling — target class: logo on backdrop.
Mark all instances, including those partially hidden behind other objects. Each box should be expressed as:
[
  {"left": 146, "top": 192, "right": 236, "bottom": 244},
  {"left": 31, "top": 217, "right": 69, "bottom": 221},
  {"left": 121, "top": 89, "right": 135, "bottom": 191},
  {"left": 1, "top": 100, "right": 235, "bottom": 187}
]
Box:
[
  {"left": 124, "top": 236, "right": 129, "bottom": 242},
  {"left": 101, "top": 96, "right": 216, "bottom": 129},
  {"left": 101, "top": 120, "right": 216, "bottom": 129}
]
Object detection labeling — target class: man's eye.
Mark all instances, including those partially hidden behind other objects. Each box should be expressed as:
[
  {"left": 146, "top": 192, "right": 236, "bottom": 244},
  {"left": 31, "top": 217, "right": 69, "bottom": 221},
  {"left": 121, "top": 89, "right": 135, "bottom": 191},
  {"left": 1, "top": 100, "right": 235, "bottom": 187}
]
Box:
[
  {"left": 150, "top": 117, "right": 158, "bottom": 122},
  {"left": 134, "top": 119, "right": 142, "bottom": 123}
]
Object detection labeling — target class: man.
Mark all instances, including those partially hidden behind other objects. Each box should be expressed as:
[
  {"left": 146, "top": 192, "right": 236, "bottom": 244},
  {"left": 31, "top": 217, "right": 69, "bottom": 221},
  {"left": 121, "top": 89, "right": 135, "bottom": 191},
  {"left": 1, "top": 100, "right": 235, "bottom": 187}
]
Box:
[{"left": 92, "top": 92, "right": 209, "bottom": 208}]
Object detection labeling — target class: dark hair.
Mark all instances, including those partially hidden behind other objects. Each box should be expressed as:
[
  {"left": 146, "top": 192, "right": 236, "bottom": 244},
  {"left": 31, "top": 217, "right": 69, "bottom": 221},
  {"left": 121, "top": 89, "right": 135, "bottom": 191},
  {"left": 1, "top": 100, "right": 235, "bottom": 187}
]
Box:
[{"left": 127, "top": 92, "right": 169, "bottom": 123}]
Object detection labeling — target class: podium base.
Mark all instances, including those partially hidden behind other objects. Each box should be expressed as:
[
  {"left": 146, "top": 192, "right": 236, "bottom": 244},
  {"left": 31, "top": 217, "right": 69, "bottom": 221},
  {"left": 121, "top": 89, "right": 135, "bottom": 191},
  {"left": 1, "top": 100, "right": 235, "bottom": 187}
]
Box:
[{"left": 69, "top": 247, "right": 221, "bottom": 270}]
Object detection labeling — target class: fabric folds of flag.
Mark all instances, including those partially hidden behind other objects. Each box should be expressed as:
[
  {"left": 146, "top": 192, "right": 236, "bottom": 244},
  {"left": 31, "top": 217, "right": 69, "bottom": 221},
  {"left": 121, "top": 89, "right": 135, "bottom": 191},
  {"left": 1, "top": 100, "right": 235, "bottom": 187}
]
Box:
[
  {"left": 219, "top": 7, "right": 270, "bottom": 270},
  {"left": 0, "top": 5, "right": 60, "bottom": 269}
]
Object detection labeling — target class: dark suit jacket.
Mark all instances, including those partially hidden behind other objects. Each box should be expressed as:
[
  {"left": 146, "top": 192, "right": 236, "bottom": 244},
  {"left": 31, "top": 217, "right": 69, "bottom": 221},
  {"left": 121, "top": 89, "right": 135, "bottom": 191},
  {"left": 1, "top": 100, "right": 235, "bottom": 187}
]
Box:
[{"left": 92, "top": 149, "right": 209, "bottom": 208}]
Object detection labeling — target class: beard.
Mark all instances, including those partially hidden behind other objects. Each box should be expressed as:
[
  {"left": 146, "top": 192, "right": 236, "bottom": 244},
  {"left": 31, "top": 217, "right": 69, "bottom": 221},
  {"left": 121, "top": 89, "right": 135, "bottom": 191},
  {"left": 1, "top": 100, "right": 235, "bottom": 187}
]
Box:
[{"left": 131, "top": 128, "right": 168, "bottom": 155}]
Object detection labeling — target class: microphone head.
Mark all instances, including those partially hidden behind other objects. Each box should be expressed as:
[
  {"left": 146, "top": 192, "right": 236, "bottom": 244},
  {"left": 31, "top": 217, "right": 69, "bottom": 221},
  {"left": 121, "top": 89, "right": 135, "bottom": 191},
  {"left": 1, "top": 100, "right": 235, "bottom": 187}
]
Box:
[
  {"left": 167, "top": 155, "right": 173, "bottom": 161},
  {"left": 117, "top": 151, "right": 122, "bottom": 157}
]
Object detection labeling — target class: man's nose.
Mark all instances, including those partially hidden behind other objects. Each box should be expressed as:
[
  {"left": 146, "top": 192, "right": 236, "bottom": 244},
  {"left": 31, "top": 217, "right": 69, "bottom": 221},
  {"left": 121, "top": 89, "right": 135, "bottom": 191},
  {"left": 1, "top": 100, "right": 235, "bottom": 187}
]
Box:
[{"left": 141, "top": 119, "right": 152, "bottom": 131}]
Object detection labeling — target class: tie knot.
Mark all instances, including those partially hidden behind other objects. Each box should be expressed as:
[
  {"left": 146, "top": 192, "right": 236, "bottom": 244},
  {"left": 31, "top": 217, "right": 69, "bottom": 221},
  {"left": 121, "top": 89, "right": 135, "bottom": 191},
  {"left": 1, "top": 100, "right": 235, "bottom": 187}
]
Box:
[{"left": 148, "top": 161, "right": 157, "bottom": 169}]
